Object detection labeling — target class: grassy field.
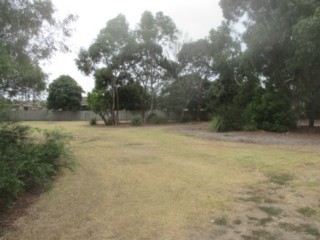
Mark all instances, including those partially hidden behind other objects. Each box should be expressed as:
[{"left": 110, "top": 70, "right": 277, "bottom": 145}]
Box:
[{"left": 1, "top": 122, "right": 320, "bottom": 240}]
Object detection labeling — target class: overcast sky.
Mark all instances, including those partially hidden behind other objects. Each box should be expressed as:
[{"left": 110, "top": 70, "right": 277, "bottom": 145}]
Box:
[{"left": 42, "top": 0, "right": 224, "bottom": 94}]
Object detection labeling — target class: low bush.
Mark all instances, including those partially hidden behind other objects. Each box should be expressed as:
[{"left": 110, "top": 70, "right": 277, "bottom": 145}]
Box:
[
  {"left": 131, "top": 116, "right": 143, "bottom": 126},
  {"left": 89, "top": 117, "right": 97, "bottom": 125},
  {"left": 245, "top": 89, "right": 298, "bottom": 132},
  {"left": 209, "top": 115, "right": 226, "bottom": 132},
  {"left": 243, "top": 122, "right": 258, "bottom": 132},
  {"left": 0, "top": 123, "right": 74, "bottom": 208}
]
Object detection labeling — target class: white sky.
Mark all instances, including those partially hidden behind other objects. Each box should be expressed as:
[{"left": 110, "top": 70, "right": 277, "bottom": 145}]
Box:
[{"left": 42, "top": 0, "right": 224, "bottom": 94}]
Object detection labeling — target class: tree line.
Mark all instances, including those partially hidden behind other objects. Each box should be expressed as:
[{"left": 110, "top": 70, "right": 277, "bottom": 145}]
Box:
[
  {"left": 73, "top": 1, "right": 319, "bottom": 130},
  {"left": 2, "top": 1, "right": 319, "bottom": 131}
]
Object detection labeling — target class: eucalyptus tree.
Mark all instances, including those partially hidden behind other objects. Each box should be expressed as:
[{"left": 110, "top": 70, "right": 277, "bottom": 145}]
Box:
[
  {"left": 219, "top": 0, "right": 320, "bottom": 127},
  {"left": 76, "top": 14, "right": 131, "bottom": 124},
  {"left": 122, "top": 11, "right": 178, "bottom": 119},
  {"left": 291, "top": 7, "right": 320, "bottom": 127},
  {"left": 176, "top": 39, "right": 214, "bottom": 120},
  {"left": 0, "top": 0, "right": 76, "bottom": 99},
  {"left": 206, "top": 22, "right": 241, "bottom": 114}
]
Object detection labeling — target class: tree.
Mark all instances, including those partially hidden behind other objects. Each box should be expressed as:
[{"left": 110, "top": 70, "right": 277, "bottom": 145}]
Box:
[
  {"left": 291, "top": 7, "right": 320, "bottom": 127},
  {"left": 121, "top": 11, "right": 178, "bottom": 119},
  {"left": 177, "top": 39, "right": 214, "bottom": 120},
  {"left": 47, "top": 75, "right": 83, "bottom": 111},
  {"left": 0, "top": 0, "right": 76, "bottom": 99},
  {"left": 87, "top": 89, "right": 112, "bottom": 125},
  {"left": 219, "top": 0, "right": 320, "bottom": 127},
  {"left": 118, "top": 81, "right": 145, "bottom": 111},
  {"left": 76, "top": 14, "right": 131, "bottom": 125}
]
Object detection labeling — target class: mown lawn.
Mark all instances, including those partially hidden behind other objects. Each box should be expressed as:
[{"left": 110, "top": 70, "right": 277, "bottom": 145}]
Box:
[{"left": 2, "top": 122, "right": 320, "bottom": 240}]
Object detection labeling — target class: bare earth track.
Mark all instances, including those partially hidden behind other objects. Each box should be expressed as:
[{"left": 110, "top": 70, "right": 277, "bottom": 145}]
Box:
[{"left": 172, "top": 122, "right": 320, "bottom": 146}]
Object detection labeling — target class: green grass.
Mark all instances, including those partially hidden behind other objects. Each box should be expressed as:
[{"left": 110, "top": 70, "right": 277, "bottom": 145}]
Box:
[{"left": 2, "top": 121, "right": 320, "bottom": 240}]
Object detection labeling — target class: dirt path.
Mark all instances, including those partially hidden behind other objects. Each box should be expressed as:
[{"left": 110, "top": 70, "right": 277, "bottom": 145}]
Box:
[{"left": 171, "top": 122, "right": 320, "bottom": 146}]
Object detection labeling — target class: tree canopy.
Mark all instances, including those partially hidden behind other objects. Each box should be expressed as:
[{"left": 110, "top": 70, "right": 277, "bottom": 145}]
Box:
[
  {"left": 47, "top": 75, "right": 83, "bottom": 111},
  {"left": 77, "top": 5, "right": 319, "bottom": 129},
  {"left": 0, "top": 0, "right": 76, "bottom": 99}
]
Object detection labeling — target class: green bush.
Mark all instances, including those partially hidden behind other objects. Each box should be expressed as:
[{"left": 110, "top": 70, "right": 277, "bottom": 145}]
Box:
[
  {"left": 0, "top": 123, "right": 74, "bottom": 207},
  {"left": 243, "top": 123, "right": 258, "bottom": 132},
  {"left": 223, "top": 106, "right": 243, "bottom": 131},
  {"left": 131, "top": 116, "right": 143, "bottom": 126},
  {"left": 209, "top": 115, "right": 226, "bottom": 132},
  {"left": 0, "top": 99, "right": 11, "bottom": 122},
  {"left": 261, "top": 122, "right": 288, "bottom": 133},
  {"left": 245, "top": 88, "right": 298, "bottom": 132},
  {"left": 89, "top": 117, "right": 97, "bottom": 125}
]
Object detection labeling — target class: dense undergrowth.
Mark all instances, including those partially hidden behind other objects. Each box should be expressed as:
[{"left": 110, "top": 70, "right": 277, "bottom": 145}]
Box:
[{"left": 0, "top": 122, "right": 74, "bottom": 208}]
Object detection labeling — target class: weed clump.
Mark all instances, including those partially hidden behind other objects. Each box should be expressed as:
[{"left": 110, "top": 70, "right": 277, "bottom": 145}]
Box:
[{"left": 89, "top": 117, "right": 97, "bottom": 125}]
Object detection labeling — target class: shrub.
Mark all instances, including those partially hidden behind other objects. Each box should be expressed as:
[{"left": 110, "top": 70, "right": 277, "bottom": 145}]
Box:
[
  {"left": 245, "top": 88, "right": 298, "bottom": 132},
  {"left": 243, "top": 123, "right": 258, "bottom": 132},
  {"left": 131, "top": 116, "right": 143, "bottom": 126},
  {"left": 0, "top": 99, "right": 11, "bottom": 122},
  {"left": 0, "top": 123, "right": 74, "bottom": 207},
  {"left": 89, "top": 117, "right": 97, "bottom": 125},
  {"left": 223, "top": 106, "right": 243, "bottom": 131},
  {"left": 209, "top": 115, "right": 226, "bottom": 132}
]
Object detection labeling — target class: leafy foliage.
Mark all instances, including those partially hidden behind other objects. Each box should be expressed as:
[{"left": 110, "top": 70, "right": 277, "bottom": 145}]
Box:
[
  {"left": 209, "top": 116, "right": 226, "bottom": 132},
  {"left": 87, "top": 89, "right": 112, "bottom": 125},
  {"left": 47, "top": 75, "right": 83, "bottom": 111},
  {"left": 0, "top": 123, "right": 74, "bottom": 207},
  {"left": 89, "top": 117, "right": 97, "bottom": 126},
  {"left": 0, "top": 0, "right": 76, "bottom": 98},
  {"left": 245, "top": 88, "right": 298, "bottom": 132},
  {"left": 219, "top": 0, "right": 320, "bottom": 128}
]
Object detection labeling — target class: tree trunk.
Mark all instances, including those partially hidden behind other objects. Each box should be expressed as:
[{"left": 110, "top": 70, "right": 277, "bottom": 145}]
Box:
[
  {"left": 197, "top": 104, "right": 201, "bottom": 121},
  {"left": 111, "top": 78, "right": 116, "bottom": 125},
  {"left": 100, "top": 113, "right": 108, "bottom": 125},
  {"left": 179, "top": 111, "right": 185, "bottom": 123},
  {"left": 116, "top": 85, "right": 119, "bottom": 125},
  {"left": 307, "top": 100, "right": 316, "bottom": 128}
]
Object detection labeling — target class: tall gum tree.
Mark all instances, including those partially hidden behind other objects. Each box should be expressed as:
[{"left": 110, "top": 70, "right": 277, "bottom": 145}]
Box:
[
  {"left": 219, "top": 0, "right": 320, "bottom": 127},
  {"left": 121, "top": 11, "right": 178, "bottom": 120},
  {"left": 76, "top": 14, "right": 131, "bottom": 125}
]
